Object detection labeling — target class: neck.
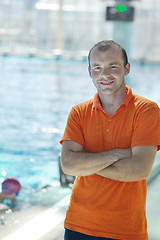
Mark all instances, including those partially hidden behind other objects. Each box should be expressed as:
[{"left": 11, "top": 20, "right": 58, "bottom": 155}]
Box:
[{"left": 99, "top": 85, "right": 126, "bottom": 115}]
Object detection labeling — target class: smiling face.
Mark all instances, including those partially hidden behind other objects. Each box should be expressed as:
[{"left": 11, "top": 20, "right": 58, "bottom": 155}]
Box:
[{"left": 88, "top": 47, "right": 130, "bottom": 97}]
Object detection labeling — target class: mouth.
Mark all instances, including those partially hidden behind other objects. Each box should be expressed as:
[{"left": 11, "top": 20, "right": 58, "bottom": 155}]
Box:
[{"left": 99, "top": 80, "right": 114, "bottom": 85}]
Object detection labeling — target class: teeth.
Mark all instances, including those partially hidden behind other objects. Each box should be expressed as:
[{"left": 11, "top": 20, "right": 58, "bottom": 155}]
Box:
[{"left": 100, "top": 81, "right": 113, "bottom": 85}]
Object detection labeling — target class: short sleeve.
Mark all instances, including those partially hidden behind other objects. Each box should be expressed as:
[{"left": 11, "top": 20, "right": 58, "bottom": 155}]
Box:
[
  {"left": 59, "top": 106, "right": 85, "bottom": 147},
  {"left": 131, "top": 104, "right": 160, "bottom": 151}
]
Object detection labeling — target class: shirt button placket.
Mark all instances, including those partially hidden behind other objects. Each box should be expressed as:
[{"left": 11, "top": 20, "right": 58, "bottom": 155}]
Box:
[{"left": 107, "top": 118, "right": 111, "bottom": 132}]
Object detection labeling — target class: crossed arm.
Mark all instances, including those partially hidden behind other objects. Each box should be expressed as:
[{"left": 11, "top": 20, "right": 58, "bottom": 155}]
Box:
[{"left": 61, "top": 140, "right": 157, "bottom": 182}]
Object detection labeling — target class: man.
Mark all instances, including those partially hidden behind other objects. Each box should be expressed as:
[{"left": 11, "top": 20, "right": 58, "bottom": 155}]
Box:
[{"left": 60, "top": 40, "right": 160, "bottom": 240}]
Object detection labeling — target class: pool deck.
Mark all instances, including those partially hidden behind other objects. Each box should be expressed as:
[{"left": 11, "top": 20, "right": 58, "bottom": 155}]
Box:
[{"left": 0, "top": 175, "right": 160, "bottom": 240}]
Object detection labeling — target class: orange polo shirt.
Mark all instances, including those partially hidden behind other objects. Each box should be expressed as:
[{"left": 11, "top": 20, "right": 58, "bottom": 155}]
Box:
[{"left": 60, "top": 86, "right": 160, "bottom": 240}]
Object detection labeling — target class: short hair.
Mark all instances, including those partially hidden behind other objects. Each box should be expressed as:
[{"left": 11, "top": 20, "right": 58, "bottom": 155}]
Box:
[{"left": 88, "top": 40, "right": 128, "bottom": 67}]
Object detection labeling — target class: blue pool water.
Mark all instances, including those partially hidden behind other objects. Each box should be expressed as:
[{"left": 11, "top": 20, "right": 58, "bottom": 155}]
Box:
[
  {"left": 0, "top": 57, "right": 95, "bottom": 187},
  {"left": 0, "top": 56, "right": 160, "bottom": 204}
]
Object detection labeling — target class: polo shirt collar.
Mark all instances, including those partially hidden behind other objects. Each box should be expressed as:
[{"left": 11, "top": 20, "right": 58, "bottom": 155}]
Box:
[
  {"left": 122, "top": 86, "right": 133, "bottom": 106},
  {"left": 93, "top": 85, "right": 133, "bottom": 110},
  {"left": 93, "top": 92, "right": 102, "bottom": 110}
]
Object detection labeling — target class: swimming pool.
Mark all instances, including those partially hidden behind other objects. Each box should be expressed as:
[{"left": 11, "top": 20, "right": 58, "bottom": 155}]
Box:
[{"left": 0, "top": 56, "right": 159, "bottom": 205}]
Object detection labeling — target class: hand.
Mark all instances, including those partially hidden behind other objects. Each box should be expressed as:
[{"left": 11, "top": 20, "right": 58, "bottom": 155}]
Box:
[
  {"left": 114, "top": 148, "right": 132, "bottom": 161},
  {"left": 0, "top": 193, "right": 16, "bottom": 202}
]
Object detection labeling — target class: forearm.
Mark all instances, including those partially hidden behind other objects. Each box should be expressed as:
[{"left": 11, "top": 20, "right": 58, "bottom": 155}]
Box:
[
  {"left": 62, "top": 150, "right": 115, "bottom": 176},
  {"left": 97, "top": 146, "right": 157, "bottom": 182},
  {"left": 97, "top": 157, "right": 136, "bottom": 182},
  {"left": 61, "top": 147, "right": 131, "bottom": 176}
]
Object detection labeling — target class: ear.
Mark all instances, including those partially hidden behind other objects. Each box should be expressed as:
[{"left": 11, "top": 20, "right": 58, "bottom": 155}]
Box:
[
  {"left": 124, "top": 63, "right": 130, "bottom": 76},
  {"left": 88, "top": 66, "right": 92, "bottom": 77}
]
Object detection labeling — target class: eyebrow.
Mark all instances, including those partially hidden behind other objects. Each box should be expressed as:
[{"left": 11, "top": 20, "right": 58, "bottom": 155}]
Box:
[
  {"left": 91, "top": 63, "right": 101, "bottom": 67},
  {"left": 91, "top": 62, "right": 120, "bottom": 67},
  {"left": 108, "top": 62, "right": 120, "bottom": 65}
]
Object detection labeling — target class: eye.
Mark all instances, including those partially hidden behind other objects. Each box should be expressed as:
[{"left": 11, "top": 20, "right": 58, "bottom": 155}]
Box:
[
  {"left": 94, "top": 66, "right": 102, "bottom": 71},
  {"left": 111, "top": 65, "right": 117, "bottom": 69}
]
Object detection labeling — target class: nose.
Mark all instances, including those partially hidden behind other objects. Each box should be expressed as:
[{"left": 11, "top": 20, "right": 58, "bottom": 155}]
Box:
[{"left": 101, "top": 67, "right": 110, "bottom": 77}]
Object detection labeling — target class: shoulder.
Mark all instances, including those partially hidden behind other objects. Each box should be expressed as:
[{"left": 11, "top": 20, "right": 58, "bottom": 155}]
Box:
[
  {"left": 130, "top": 93, "right": 160, "bottom": 128},
  {"left": 71, "top": 98, "right": 94, "bottom": 113},
  {"left": 131, "top": 93, "right": 159, "bottom": 111},
  {"left": 66, "top": 99, "right": 94, "bottom": 123},
  {"left": 126, "top": 90, "right": 159, "bottom": 123}
]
